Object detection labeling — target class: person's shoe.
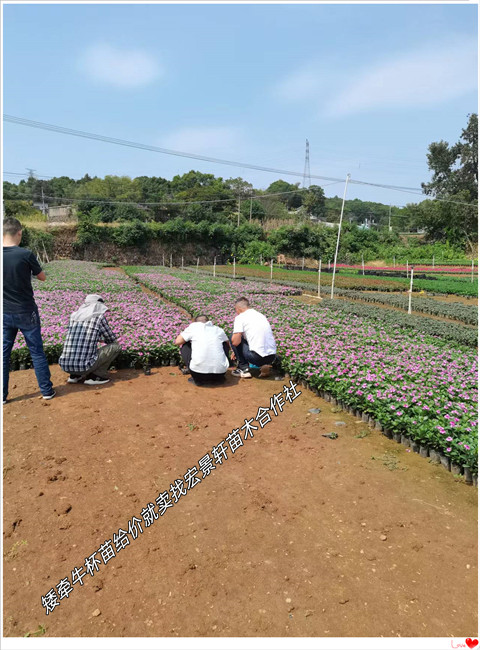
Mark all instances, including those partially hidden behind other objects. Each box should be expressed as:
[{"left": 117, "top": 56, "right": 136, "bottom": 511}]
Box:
[
  {"left": 42, "top": 390, "right": 56, "bottom": 400},
  {"left": 180, "top": 367, "right": 190, "bottom": 375},
  {"left": 3, "top": 399, "right": 7, "bottom": 405},
  {"left": 84, "top": 375, "right": 110, "bottom": 386},
  {"left": 67, "top": 374, "right": 83, "bottom": 384},
  {"left": 232, "top": 368, "right": 252, "bottom": 378},
  {"left": 259, "top": 364, "right": 272, "bottom": 378}
]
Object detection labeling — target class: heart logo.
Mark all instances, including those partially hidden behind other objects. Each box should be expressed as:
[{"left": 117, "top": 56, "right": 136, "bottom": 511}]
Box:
[{"left": 466, "top": 639, "right": 479, "bottom": 649}]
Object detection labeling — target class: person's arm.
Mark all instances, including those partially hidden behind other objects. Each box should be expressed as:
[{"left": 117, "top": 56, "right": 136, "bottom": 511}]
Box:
[
  {"left": 231, "top": 315, "right": 244, "bottom": 347},
  {"left": 29, "top": 251, "right": 45, "bottom": 281},
  {"left": 98, "top": 316, "right": 116, "bottom": 344},
  {"left": 175, "top": 324, "right": 192, "bottom": 346}
]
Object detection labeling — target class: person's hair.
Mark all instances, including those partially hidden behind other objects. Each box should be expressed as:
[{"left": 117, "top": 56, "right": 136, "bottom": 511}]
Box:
[
  {"left": 235, "top": 297, "right": 250, "bottom": 309},
  {"left": 3, "top": 217, "right": 22, "bottom": 238},
  {"left": 195, "top": 315, "right": 208, "bottom": 323}
]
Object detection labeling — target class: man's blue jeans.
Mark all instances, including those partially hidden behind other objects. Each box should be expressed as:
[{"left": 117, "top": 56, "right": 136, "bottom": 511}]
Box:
[
  {"left": 3, "top": 310, "right": 53, "bottom": 401},
  {"left": 230, "top": 337, "right": 276, "bottom": 371}
]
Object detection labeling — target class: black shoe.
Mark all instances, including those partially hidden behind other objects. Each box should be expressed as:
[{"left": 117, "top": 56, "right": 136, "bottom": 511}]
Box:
[
  {"left": 180, "top": 367, "right": 190, "bottom": 375},
  {"left": 42, "top": 390, "right": 56, "bottom": 400},
  {"left": 67, "top": 374, "right": 83, "bottom": 384},
  {"left": 84, "top": 375, "right": 110, "bottom": 386},
  {"left": 232, "top": 368, "right": 252, "bottom": 378}
]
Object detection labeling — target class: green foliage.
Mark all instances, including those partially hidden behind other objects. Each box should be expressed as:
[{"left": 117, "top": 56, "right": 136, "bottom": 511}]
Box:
[
  {"left": 240, "top": 199, "right": 266, "bottom": 221},
  {"left": 238, "top": 240, "right": 276, "bottom": 264},
  {"left": 75, "top": 211, "right": 107, "bottom": 246},
  {"left": 20, "top": 227, "right": 53, "bottom": 255},
  {"left": 3, "top": 200, "right": 46, "bottom": 222},
  {"left": 111, "top": 220, "right": 150, "bottom": 247},
  {"left": 420, "top": 113, "right": 478, "bottom": 251},
  {"left": 303, "top": 185, "right": 326, "bottom": 219}
]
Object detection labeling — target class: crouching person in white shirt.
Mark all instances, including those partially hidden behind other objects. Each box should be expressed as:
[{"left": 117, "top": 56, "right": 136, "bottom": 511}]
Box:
[
  {"left": 230, "top": 297, "right": 277, "bottom": 379},
  {"left": 174, "top": 315, "right": 232, "bottom": 386}
]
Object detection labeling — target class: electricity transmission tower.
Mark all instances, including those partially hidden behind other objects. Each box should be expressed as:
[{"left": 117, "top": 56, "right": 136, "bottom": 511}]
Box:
[{"left": 303, "top": 139, "right": 311, "bottom": 188}]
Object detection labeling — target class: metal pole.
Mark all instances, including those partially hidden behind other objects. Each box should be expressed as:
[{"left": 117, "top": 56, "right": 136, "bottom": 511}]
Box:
[
  {"left": 472, "top": 259, "right": 475, "bottom": 283},
  {"left": 260, "top": 254, "right": 263, "bottom": 266},
  {"left": 317, "top": 258, "right": 321, "bottom": 298},
  {"left": 393, "top": 255, "right": 396, "bottom": 268},
  {"left": 233, "top": 257, "right": 236, "bottom": 279},
  {"left": 302, "top": 256, "right": 305, "bottom": 271},
  {"left": 330, "top": 174, "right": 351, "bottom": 299},
  {"left": 270, "top": 258, "right": 273, "bottom": 283},
  {"left": 406, "top": 259, "right": 408, "bottom": 278},
  {"left": 213, "top": 256, "right": 216, "bottom": 277},
  {"left": 328, "top": 260, "right": 330, "bottom": 270},
  {"left": 170, "top": 254, "right": 172, "bottom": 268},
  {"left": 362, "top": 254, "right": 365, "bottom": 275},
  {"left": 196, "top": 257, "right": 199, "bottom": 274},
  {"left": 181, "top": 256, "right": 184, "bottom": 270},
  {"left": 408, "top": 267, "right": 414, "bottom": 314},
  {"left": 388, "top": 204, "right": 391, "bottom": 231},
  {"left": 162, "top": 253, "right": 165, "bottom": 267}
]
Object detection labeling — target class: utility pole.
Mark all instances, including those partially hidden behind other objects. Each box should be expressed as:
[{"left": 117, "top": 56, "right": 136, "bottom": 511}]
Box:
[
  {"left": 303, "top": 139, "right": 311, "bottom": 188},
  {"left": 41, "top": 186, "right": 46, "bottom": 216},
  {"left": 330, "top": 174, "right": 351, "bottom": 299},
  {"left": 388, "top": 204, "right": 392, "bottom": 232}
]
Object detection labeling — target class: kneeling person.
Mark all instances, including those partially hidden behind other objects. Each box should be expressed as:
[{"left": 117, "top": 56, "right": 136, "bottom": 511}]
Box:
[
  {"left": 231, "top": 297, "right": 276, "bottom": 378},
  {"left": 175, "top": 315, "right": 230, "bottom": 386},
  {"left": 59, "top": 294, "right": 121, "bottom": 385}
]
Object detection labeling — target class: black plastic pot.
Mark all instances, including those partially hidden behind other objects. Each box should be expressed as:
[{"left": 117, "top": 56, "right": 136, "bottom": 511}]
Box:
[
  {"left": 393, "top": 433, "right": 402, "bottom": 443},
  {"left": 464, "top": 467, "right": 473, "bottom": 485},
  {"left": 429, "top": 449, "right": 441, "bottom": 464},
  {"left": 419, "top": 446, "right": 429, "bottom": 458},
  {"left": 383, "top": 429, "right": 393, "bottom": 440},
  {"left": 401, "top": 435, "right": 410, "bottom": 447},
  {"left": 440, "top": 455, "right": 451, "bottom": 472},
  {"left": 450, "top": 462, "right": 463, "bottom": 475},
  {"left": 410, "top": 441, "right": 420, "bottom": 454}
]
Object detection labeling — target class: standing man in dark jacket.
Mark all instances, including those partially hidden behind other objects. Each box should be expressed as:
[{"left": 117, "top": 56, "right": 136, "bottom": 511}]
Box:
[{"left": 3, "top": 217, "right": 55, "bottom": 403}]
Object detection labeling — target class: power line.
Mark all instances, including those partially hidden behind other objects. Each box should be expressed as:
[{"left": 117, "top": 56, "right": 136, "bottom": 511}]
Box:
[
  {"left": 2, "top": 114, "right": 432, "bottom": 195},
  {"left": 3, "top": 115, "right": 478, "bottom": 207}
]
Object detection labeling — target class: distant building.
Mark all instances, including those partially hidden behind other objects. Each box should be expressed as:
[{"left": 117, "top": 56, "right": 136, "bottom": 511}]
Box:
[{"left": 47, "top": 205, "right": 77, "bottom": 224}]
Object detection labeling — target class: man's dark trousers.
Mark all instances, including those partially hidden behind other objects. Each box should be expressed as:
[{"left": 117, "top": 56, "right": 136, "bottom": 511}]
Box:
[
  {"left": 3, "top": 309, "right": 53, "bottom": 401},
  {"left": 180, "top": 342, "right": 228, "bottom": 385},
  {"left": 230, "top": 337, "right": 276, "bottom": 372}
]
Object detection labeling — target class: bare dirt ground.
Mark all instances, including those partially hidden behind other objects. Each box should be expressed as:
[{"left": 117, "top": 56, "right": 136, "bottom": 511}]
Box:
[{"left": 3, "top": 366, "right": 477, "bottom": 638}]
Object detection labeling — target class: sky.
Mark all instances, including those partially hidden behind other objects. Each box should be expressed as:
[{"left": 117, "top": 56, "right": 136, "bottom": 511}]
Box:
[{"left": 2, "top": 2, "right": 478, "bottom": 207}]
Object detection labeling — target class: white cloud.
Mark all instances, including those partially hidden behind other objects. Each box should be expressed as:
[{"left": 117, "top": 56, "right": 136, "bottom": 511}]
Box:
[
  {"left": 79, "top": 43, "right": 162, "bottom": 88},
  {"left": 324, "top": 39, "right": 477, "bottom": 117},
  {"left": 160, "top": 126, "right": 243, "bottom": 157},
  {"left": 274, "top": 66, "right": 325, "bottom": 101}
]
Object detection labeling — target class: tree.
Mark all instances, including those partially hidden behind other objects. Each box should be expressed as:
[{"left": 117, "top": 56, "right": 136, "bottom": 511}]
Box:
[
  {"left": 266, "top": 180, "right": 300, "bottom": 205},
  {"left": 240, "top": 199, "right": 266, "bottom": 222},
  {"left": 303, "top": 185, "right": 326, "bottom": 219},
  {"left": 421, "top": 114, "right": 478, "bottom": 251}
]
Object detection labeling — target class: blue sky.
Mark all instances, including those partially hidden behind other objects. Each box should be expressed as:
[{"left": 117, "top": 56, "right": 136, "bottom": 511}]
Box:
[{"left": 3, "top": 3, "right": 478, "bottom": 206}]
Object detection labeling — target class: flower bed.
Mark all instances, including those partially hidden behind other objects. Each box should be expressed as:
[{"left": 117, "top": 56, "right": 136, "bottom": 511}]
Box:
[
  {"left": 12, "top": 264, "right": 188, "bottom": 370},
  {"left": 132, "top": 268, "right": 478, "bottom": 474}
]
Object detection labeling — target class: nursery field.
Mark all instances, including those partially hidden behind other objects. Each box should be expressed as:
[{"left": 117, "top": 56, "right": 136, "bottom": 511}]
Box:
[
  {"left": 3, "top": 260, "right": 478, "bottom": 638},
  {"left": 201, "top": 264, "right": 479, "bottom": 297}
]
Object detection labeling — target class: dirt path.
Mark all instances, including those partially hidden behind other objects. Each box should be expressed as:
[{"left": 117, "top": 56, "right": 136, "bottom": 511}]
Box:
[{"left": 3, "top": 366, "right": 477, "bottom": 638}]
